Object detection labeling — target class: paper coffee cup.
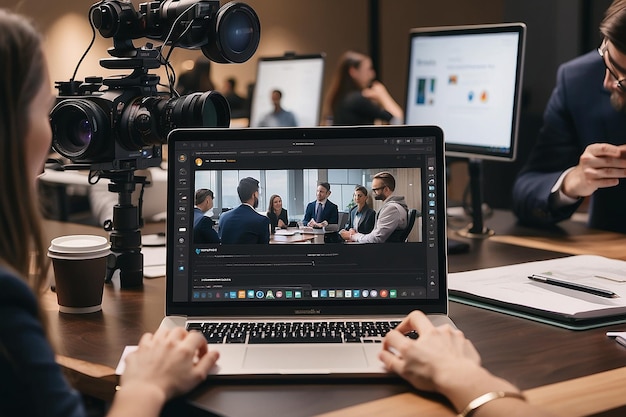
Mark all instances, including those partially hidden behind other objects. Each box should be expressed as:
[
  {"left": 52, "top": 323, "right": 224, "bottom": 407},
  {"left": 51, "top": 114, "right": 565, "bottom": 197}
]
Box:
[{"left": 48, "top": 235, "right": 110, "bottom": 314}]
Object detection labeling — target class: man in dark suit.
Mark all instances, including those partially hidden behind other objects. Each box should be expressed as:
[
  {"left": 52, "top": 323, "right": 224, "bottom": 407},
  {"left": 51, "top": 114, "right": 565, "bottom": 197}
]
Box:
[
  {"left": 218, "top": 177, "right": 270, "bottom": 244},
  {"left": 193, "top": 189, "right": 220, "bottom": 244},
  {"left": 513, "top": 0, "right": 626, "bottom": 233},
  {"left": 194, "top": 216, "right": 220, "bottom": 244},
  {"left": 303, "top": 181, "right": 339, "bottom": 227}
]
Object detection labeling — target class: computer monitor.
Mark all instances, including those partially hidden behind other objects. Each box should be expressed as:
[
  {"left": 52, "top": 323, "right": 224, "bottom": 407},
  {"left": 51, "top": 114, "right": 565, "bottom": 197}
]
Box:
[
  {"left": 404, "top": 23, "right": 526, "bottom": 237},
  {"left": 248, "top": 53, "right": 325, "bottom": 127}
]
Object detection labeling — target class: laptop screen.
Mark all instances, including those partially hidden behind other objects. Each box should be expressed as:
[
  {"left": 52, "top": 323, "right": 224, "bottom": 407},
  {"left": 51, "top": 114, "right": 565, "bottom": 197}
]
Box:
[{"left": 166, "top": 125, "right": 447, "bottom": 317}]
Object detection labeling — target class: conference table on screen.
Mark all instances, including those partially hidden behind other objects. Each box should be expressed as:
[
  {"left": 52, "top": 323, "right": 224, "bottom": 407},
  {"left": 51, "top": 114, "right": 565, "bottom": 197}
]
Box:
[
  {"left": 40, "top": 210, "right": 626, "bottom": 417},
  {"left": 270, "top": 227, "right": 325, "bottom": 244}
]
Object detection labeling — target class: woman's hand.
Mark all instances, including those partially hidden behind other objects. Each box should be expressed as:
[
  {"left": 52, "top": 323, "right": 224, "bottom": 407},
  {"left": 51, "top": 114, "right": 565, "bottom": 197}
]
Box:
[
  {"left": 379, "top": 311, "right": 481, "bottom": 393},
  {"left": 379, "top": 311, "right": 542, "bottom": 416},
  {"left": 120, "top": 327, "right": 219, "bottom": 400}
]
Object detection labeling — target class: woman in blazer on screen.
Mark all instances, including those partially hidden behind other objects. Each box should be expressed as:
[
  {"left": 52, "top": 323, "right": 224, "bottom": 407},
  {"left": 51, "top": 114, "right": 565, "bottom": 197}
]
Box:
[
  {"left": 343, "top": 186, "right": 375, "bottom": 234},
  {"left": 267, "top": 194, "right": 288, "bottom": 230}
]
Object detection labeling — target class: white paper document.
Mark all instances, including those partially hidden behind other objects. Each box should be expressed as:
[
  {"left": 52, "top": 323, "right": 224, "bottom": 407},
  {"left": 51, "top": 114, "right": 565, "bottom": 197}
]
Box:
[
  {"left": 142, "top": 246, "right": 166, "bottom": 278},
  {"left": 274, "top": 229, "right": 299, "bottom": 236},
  {"left": 449, "top": 255, "right": 626, "bottom": 320},
  {"left": 115, "top": 345, "right": 138, "bottom": 375}
]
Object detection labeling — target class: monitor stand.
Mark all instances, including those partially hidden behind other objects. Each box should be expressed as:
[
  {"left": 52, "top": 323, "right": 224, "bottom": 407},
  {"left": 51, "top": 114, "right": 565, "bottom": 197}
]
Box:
[{"left": 456, "top": 158, "right": 494, "bottom": 239}]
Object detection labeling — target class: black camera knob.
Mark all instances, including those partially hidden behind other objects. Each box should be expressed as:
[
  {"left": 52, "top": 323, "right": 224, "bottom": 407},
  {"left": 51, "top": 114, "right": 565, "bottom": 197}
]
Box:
[
  {"left": 85, "top": 77, "right": 104, "bottom": 84},
  {"left": 91, "top": 5, "right": 115, "bottom": 36},
  {"left": 91, "top": 1, "right": 140, "bottom": 40}
]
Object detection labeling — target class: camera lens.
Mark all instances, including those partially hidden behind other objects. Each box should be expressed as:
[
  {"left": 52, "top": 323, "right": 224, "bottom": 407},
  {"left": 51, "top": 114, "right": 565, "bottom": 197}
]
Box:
[
  {"left": 50, "top": 99, "right": 109, "bottom": 160},
  {"left": 74, "top": 119, "right": 93, "bottom": 146},
  {"left": 168, "top": 91, "right": 231, "bottom": 128},
  {"left": 120, "top": 91, "right": 230, "bottom": 149},
  {"left": 224, "top": 9, "right": 254, "bottom": 53},
  {"left": 202, "top": 2, "right": 260, "bottom": 63}
]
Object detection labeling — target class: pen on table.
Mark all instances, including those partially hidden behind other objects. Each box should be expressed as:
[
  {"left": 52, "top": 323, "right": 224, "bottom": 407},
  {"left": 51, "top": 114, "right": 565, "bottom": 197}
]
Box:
[{"left": 527, "top": 274, "right": 619, "bottom": 298}]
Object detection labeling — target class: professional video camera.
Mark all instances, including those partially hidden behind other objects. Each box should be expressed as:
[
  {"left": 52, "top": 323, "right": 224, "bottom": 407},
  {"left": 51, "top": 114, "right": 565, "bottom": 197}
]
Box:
[
  {"left": 50, "top": 0, "right": 260, "bottom": 172},
  {"left": 49, "top": 0, "right": 260, "bottom": 287}
]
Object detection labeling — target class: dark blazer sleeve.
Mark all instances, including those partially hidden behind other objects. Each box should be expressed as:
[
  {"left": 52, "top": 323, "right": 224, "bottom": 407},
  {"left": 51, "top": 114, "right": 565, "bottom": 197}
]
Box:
[
  {"left": 324, "top": 201, "right": 339, "bottom": 224},
  {"left": 512, "top": 51, "right": 607, "bottom": 227},
  {"left": 344, "top": 206, "right": 356, "bottom": 230},
  {"left": 267, "top": 211, "right": 278, "bottom": 228},
  {"left": 303, "top": 202, "right": 314, "bottom": 223},
  {"left": 279, "top": 209, "right": 288, "bottom": 225},
  {"left": 193, "top": 216, "right": 220, "bottom": 244},
  {"left": 217, "top": 210, "right": 233, "bottom": 242},
  {"left": 255, "top": 214, "right": 271, "bottom": 244},
  {"left": 0, "top": 269, "right": 85, "bottom": 417},
  {"left": 358, "top": 207, "right": 376, "bottom": 234}
]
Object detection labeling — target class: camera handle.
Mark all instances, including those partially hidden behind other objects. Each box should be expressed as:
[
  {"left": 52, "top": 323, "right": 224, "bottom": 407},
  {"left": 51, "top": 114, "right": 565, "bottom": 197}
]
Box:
[
  {"left": 100, "top": 45, "right": 161, "bottom": 93},
  {"left": 102, "top": 170, "right": 148, "bottom": 288}
]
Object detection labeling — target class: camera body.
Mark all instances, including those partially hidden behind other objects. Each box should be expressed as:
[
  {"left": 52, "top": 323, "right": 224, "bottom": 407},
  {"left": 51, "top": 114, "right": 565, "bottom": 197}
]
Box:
[
  {"left": 50, "top": 74, "right": 230, "bottom": 171},
  {"left": 50, "top": 0, "right": 260, "bottom": 171},
  {"left": 52, "top": 81, "right": 161, "bottom": 171}
]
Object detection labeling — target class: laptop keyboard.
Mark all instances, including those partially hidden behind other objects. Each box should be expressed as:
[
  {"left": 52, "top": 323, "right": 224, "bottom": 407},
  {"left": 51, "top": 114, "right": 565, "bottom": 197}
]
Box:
[{"left": 186, "top": 321, "right": 401, "bottom": 344}]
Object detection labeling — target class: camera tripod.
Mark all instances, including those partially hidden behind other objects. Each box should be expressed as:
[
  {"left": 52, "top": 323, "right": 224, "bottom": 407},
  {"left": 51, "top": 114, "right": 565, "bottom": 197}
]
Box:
[{"left": 101, "top": 170, "right": 150, "bottom": 288}]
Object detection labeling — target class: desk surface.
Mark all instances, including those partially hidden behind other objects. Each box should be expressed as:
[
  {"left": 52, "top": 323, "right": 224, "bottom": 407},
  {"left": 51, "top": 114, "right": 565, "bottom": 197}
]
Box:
[{"left": 42, "top": 213, "right": 626, "bottom": 417}]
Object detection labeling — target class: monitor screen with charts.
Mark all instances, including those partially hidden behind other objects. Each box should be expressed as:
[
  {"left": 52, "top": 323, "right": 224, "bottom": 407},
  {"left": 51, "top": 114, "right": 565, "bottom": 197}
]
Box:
[
  {"left": 248, "top": 54, "right": 325, "bottom": 127},
  {"left": 166, "top": 125, "right": 447, "bottom": 318},
  {"left": 404, "top": 23, "right": 526, "bottom": 161}
]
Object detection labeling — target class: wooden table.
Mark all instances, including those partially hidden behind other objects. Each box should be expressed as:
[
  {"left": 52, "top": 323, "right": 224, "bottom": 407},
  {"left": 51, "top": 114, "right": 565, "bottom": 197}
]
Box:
[
  {"left": 42, "top": 214, "right": 626, "bottom": 416},
  {"left": 449, "top": 208, "right": 626, "bottom": 262}
]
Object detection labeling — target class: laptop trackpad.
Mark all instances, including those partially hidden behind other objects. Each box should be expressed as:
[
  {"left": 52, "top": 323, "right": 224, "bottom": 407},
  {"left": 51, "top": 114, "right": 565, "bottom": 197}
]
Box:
[{"left": 243, "top": 345, "right": 368, "bottom": 372}]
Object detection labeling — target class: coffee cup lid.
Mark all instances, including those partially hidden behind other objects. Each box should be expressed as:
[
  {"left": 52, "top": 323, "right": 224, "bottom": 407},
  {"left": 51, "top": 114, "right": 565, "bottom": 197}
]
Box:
[{"left": 48, "top": 235, "right": 110, "bottom": 259}]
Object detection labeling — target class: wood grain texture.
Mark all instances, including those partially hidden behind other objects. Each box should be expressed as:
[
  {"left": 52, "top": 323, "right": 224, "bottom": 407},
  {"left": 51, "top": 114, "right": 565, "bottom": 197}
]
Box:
[{"left": 42, "top": 214, "right": 626, "bottom": 415}]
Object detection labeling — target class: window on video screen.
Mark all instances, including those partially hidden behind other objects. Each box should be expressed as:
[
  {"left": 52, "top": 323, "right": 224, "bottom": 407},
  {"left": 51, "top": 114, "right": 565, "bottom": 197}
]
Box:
[{"left": 187, "top": 166, "right": 434, "bottom": 301}]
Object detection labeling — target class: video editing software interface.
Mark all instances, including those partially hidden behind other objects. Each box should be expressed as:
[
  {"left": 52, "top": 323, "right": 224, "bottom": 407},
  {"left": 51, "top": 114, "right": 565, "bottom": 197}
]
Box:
[{"left": 170, "top": 130, "right": 444, "bottom": 308}]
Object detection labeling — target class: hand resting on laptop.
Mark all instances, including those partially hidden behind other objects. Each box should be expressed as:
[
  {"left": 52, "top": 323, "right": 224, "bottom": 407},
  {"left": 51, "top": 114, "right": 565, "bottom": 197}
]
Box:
[{"left": 380, "top": 310, "right": 555, "bottom": 417}]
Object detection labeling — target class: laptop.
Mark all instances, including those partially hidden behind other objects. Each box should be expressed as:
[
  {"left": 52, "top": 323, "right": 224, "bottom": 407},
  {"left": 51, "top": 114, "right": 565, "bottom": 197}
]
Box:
[{"left": 161, "top": 124, "right": 452, "bottom": 377}]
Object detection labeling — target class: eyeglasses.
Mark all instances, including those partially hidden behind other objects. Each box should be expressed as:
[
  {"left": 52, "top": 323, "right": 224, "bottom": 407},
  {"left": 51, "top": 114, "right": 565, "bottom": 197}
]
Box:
[
  {"left": 598, "top": 42, "right": 626, "bottom": 92},
  {"left": 371, "top": 185, "right": 386, "bottom": 193}
]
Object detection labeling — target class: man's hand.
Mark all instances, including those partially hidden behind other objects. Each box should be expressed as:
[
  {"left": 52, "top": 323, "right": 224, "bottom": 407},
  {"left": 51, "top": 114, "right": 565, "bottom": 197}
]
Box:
[
  {"left": 562, "top": 143, "right": 626, "bottom": 198},
  {"left": 339, "top": 229, "right": 354, "bottom": 241}
]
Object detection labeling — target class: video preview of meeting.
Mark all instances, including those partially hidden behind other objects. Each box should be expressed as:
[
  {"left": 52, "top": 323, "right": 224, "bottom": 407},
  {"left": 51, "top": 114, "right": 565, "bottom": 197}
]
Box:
[{"left": 170, "top": 131, "right": 443, "bottom": 304}]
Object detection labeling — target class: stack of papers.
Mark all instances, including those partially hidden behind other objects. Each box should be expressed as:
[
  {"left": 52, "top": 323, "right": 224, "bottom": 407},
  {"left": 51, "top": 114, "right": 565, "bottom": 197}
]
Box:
[
  {"left": 449, "top": 255, "right": 626, "bottom": 330},
  {"left": 274, "top": 229, "right": 299, "bottom": 236}
]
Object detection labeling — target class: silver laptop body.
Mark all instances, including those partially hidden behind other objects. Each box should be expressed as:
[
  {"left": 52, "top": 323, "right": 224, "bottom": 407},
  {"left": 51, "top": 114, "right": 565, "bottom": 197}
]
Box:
[{"left": 162, "top": 125, "right": 452, "bottom": 377}]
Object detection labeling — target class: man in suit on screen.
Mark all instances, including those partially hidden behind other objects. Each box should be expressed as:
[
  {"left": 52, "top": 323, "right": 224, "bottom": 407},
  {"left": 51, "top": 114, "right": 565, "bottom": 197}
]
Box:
[
  {"left": 303, "top": 181, "right": 339, "bottom": 228},
  {"left": 218, "top": 177, "right": 270, "bottom": 244}
]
